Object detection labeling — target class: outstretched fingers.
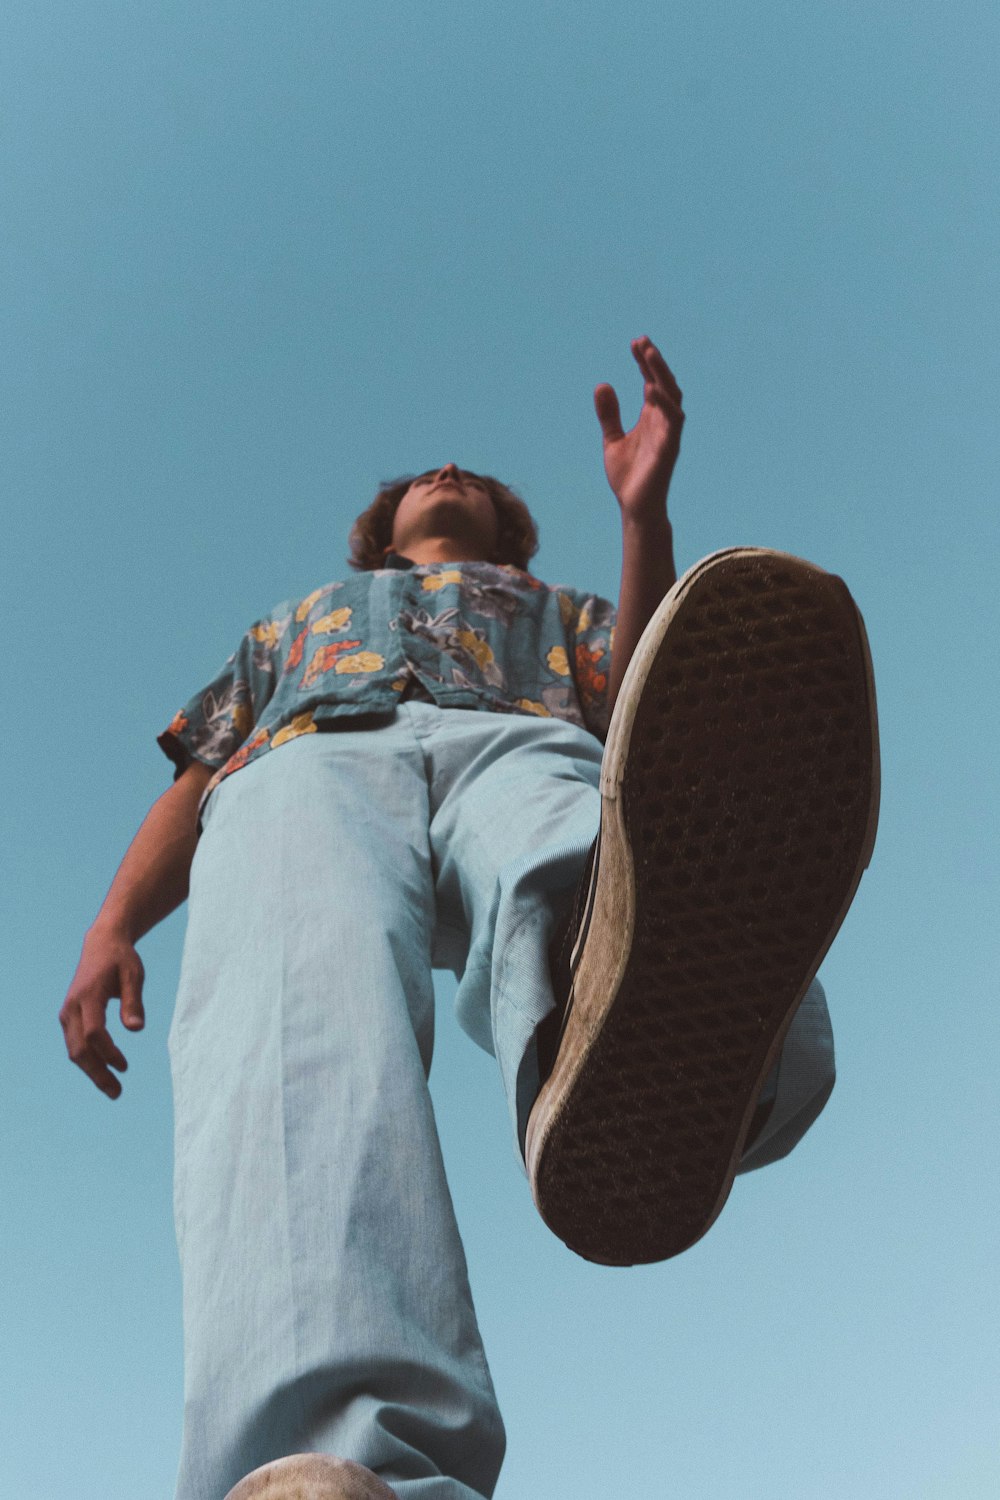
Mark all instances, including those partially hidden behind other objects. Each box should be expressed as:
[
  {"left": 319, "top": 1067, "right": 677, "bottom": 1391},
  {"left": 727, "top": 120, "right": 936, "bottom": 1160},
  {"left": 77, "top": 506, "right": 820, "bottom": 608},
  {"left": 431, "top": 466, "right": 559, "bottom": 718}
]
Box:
[
  {"left": 596, "top": 337, "right": 684, "bottom": 450},
  {"left": 631, "top": 335, "right": 683, "bottom": 408}
]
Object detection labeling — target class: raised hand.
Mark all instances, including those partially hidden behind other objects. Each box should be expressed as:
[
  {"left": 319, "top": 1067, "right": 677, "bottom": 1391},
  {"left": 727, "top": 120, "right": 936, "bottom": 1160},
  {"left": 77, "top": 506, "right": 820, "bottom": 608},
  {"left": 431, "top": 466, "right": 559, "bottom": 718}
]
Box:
[{"left": 594, "top": 336, "right": 684, "bottom": 521}]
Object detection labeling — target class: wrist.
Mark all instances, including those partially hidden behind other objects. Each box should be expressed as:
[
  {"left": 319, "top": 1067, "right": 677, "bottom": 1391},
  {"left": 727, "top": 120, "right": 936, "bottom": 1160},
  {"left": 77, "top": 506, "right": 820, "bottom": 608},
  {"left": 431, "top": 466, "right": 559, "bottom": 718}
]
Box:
[
  {"left": 620, "top": 508, "right": 673, "bottom": 544},
  {"left": 87, "top": 913, "right": 138, "bottom": 946}
]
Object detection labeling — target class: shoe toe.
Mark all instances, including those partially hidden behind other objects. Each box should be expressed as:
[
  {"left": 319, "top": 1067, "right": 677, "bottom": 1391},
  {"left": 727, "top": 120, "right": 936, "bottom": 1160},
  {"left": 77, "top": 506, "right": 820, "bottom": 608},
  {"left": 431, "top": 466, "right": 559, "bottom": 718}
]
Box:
[{"left": 224, "top": 1453, "right": 399, "bottom": 1500}]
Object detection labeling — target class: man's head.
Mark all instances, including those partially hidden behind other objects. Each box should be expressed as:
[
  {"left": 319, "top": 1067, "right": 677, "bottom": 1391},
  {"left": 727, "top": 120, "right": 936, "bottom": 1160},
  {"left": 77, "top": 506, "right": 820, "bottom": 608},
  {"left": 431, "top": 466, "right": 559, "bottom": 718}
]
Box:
[{"left": 348, "top": 463, "right": 539, "bottom": 571}]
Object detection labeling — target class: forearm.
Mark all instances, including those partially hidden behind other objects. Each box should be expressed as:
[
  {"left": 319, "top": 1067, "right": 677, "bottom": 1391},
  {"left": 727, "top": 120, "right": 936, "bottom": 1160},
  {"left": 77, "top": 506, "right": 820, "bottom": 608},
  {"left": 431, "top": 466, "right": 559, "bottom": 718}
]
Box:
[
  {"left": 89, "top": 774, "right": 206, "bottom": 943},
  {"left": 607, "top": 509, "right": 677, "bottom": 719}
]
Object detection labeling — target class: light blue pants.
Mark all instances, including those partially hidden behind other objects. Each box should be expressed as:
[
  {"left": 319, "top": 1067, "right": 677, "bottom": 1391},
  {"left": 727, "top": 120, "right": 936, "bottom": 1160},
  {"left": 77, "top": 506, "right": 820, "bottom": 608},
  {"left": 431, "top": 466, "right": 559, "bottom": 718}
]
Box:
[{"left": 168, "top": 701, "right": 835, "bottom": 1500}]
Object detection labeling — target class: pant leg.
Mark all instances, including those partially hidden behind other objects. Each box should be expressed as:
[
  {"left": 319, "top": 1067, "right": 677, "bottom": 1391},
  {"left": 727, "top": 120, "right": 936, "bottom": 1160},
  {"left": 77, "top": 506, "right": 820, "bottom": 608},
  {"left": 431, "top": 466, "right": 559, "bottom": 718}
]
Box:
[
  {"left": 168, "top": 724, "right": 505, "bottom": 1500},
  {"left": 412, "top": 703, "right": 835, "bottom": 1177},
  {"left": 415, "top": 704, "right": 603, "bottom": 1167},
  {"left": 735, "top": 976, "right": 835, "bottom": 1173}
]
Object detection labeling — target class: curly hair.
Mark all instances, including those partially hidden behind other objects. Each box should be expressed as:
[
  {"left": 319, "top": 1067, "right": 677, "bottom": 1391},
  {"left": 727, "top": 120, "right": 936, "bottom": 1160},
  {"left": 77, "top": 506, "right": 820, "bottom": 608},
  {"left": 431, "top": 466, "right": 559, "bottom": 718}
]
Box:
[{"left": 347, "top": 469, "right": 540, "bottom": 573}]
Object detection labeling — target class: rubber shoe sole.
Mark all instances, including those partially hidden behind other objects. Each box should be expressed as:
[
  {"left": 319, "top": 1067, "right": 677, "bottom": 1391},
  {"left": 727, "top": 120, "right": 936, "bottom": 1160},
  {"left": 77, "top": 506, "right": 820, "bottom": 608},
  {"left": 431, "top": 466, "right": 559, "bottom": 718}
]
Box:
[{"left": 525, "top": 547, "right": 880, "bottom": 1265}]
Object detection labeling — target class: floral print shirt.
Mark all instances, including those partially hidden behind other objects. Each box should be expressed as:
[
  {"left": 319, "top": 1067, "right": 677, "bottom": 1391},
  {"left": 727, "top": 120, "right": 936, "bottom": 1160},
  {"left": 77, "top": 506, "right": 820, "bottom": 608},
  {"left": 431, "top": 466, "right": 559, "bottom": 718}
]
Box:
[{"left": 158, "top": 551, "right": 617, "bottom": 829}]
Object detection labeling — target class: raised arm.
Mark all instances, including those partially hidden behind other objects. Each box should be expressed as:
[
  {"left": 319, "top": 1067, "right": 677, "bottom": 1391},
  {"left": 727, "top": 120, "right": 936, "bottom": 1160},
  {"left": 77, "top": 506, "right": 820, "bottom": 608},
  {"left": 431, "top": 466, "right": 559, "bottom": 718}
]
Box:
[
  {"left": 59, "top": 759, "right": 215, "bottom": 1099},
  {"left": 595, "top": 335, "right": 684, "bottom": 718}
]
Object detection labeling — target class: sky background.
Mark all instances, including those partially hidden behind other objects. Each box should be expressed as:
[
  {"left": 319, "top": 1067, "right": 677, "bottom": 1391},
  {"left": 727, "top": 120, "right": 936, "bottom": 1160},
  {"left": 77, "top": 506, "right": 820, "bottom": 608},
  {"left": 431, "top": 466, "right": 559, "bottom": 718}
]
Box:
[{"left": 2, "top": 1, "right": 998, "bottom": 1496}]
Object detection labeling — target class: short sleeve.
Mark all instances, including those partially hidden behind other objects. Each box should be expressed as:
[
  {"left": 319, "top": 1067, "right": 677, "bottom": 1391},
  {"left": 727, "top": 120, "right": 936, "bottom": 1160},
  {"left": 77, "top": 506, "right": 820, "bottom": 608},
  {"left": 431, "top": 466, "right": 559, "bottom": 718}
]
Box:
[
  {"left": 558, "top": 587, "right": 617, "bottom": 742},
  {"left": 157, "top": 617, "right": 280, "bottom": 781}
]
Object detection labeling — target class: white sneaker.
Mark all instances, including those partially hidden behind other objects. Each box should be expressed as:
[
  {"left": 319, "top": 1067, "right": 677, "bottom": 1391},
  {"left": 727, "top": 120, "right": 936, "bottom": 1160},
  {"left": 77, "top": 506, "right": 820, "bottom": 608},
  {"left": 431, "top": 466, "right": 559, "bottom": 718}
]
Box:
[{"left": 224, "top": 1453, "right": 399, "bottom": 1499}]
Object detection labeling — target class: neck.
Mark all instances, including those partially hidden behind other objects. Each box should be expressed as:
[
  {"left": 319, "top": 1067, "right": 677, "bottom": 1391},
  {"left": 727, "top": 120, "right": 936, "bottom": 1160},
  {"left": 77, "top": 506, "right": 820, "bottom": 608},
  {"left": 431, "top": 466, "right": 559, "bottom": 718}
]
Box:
[{"left": 392, "top": 538, "right": 494, "bottom": 565}]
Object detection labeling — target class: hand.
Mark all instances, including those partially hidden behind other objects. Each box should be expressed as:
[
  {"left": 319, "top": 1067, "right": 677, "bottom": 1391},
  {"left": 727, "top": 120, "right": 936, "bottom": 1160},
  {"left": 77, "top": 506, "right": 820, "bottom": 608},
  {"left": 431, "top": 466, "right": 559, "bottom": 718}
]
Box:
[
  {"left": 59, "top": 927, "right": 146, "bottom": 1099},
  {"left": 594, "top": 335, "right": 684, "bottom": 521}
]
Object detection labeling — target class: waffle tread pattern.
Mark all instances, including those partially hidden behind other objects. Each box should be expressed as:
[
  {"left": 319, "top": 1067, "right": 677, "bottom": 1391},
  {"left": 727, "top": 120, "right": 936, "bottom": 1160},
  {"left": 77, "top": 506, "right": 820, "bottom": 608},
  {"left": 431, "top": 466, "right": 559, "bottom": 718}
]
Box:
[{"left": 535, "top": 552, "right": 877, "bottom": 1264}]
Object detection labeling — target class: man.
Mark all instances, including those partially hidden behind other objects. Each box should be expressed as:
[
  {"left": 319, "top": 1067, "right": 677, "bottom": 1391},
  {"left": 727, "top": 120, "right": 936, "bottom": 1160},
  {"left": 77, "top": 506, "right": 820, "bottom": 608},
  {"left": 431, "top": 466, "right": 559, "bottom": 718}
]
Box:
[{"left": 59, "top": 337, "right": 880, "bottom": 1500}]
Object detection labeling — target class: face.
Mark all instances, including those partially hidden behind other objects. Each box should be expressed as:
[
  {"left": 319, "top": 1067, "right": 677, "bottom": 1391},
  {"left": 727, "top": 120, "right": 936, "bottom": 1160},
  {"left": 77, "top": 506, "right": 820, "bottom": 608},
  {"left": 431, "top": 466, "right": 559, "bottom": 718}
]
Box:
[{"left": 391, "top": 463, "right": 501, "bottom": 561}]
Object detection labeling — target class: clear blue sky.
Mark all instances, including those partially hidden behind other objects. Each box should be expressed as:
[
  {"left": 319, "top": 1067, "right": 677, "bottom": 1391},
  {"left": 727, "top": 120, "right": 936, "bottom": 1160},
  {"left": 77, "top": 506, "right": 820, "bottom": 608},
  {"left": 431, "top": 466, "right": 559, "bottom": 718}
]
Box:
[{"left": 3, "top": 2, "right": 997, "bottom": 1495}]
